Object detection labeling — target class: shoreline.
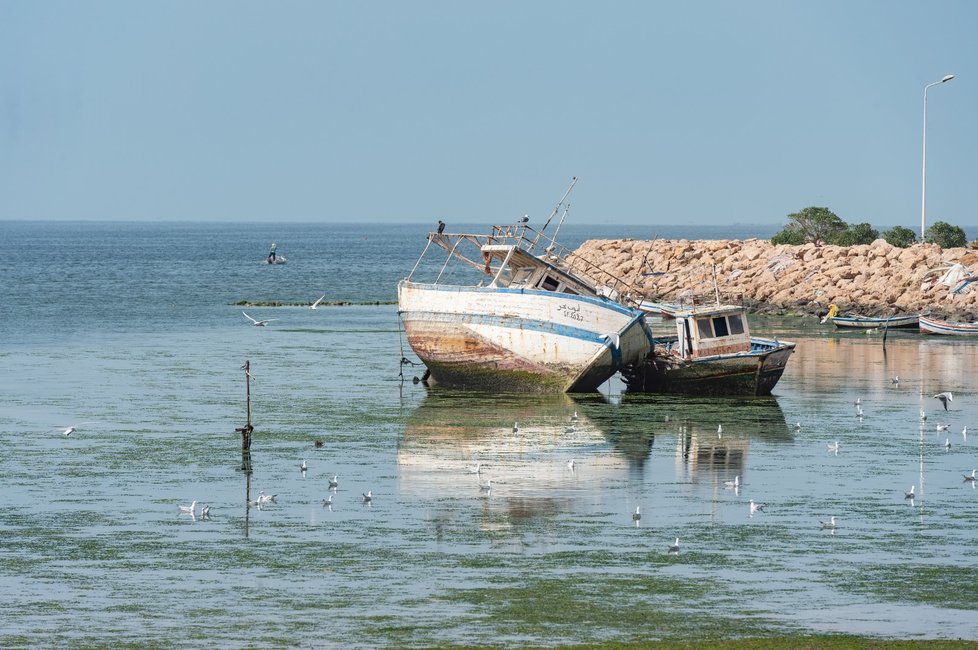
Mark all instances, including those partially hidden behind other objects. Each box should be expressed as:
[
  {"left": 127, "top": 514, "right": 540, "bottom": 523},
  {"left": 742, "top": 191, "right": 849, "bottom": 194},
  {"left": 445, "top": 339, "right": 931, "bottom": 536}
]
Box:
[{"left": 572, "top": 238, "right": 978, "bottom": 322}]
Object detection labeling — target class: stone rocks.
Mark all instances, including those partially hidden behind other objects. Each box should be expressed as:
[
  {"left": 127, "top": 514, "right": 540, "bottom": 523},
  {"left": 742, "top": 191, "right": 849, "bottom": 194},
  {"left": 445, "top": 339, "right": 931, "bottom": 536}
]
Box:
[{"left": 570, "top": 238, "right": 978, "bottom": 321}]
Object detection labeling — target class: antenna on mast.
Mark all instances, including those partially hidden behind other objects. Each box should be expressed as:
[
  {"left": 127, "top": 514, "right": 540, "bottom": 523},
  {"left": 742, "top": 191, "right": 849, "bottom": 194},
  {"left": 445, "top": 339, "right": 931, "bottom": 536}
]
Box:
[{"left": 530, "top": 176, "right": 578, "bottom": 251}]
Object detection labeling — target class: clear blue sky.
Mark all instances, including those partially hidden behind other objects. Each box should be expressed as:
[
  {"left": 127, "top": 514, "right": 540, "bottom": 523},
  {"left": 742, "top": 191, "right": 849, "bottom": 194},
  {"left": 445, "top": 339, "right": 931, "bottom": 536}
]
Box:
[{"left": 1, "top": 1, "right": 975, "bottom": 228}]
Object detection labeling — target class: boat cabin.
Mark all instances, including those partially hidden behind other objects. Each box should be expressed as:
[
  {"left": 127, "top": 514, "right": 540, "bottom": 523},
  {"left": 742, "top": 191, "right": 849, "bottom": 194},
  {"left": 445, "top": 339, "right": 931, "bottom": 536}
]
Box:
[{"left": 665, "top": 305, "right": 753, "bottom": 359}]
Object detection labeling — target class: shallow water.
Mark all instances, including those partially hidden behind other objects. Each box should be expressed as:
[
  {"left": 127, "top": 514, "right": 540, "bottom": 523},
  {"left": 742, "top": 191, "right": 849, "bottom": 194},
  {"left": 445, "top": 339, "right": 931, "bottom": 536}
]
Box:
[
  {"left": 4, "top": 306, "right": 978, "bottom": 647},
  {"left": 3, "top": 221, "right": 978, "bottom": 646}
]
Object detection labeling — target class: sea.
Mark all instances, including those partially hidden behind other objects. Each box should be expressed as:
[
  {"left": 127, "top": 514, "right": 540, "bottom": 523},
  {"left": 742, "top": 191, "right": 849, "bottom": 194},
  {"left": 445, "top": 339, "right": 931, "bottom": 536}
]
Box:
[{"left": 3, "top": 220, "right": 978, "bottom": 647}]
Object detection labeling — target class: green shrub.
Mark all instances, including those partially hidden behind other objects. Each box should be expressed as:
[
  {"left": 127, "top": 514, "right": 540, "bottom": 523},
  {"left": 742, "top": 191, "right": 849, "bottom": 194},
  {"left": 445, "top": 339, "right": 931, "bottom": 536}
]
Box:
[
  {"left": 831, "top": 222, "right": 879, "bottom": 246},
  {"left": 770, "top": 225, "right": 806, "bottom": 245},
  {"left": 882, "top": 226, "right": 917, "bottom": 248},
  {"left": 925, "top": 221, "right": 967, "bottom": 248}
]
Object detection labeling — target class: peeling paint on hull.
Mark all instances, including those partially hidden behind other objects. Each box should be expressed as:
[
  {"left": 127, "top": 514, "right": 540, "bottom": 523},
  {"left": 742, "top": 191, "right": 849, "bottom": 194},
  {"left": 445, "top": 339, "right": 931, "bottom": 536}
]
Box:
[
  {"left": 398, "top": 280, "right": 653, "bottom": 393},
  {"left": 622, "top": 340, "right": 795, "bottom": 396}
]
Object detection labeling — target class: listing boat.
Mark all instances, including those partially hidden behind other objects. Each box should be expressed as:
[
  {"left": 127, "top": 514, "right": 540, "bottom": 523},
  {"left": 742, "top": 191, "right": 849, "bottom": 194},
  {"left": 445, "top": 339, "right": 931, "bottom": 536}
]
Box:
[
  {"left": 919, "top": 315, "right": 978, "bottom": 335},
  {"left": 821, "top": 303, "right": 919, "bottom": 329},
  {"left": 397, "top": 179, "right": 654, "bottom": 393},
  {"left": 621, "top": 302, "right": 795, "bottom": 396}
]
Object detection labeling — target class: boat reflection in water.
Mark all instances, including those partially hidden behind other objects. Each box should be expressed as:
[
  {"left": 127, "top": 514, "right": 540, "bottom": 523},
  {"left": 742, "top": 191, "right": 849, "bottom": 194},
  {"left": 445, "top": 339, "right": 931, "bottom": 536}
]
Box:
[{"left": 398, "top": 390, "right": 793, "bottom": 535}]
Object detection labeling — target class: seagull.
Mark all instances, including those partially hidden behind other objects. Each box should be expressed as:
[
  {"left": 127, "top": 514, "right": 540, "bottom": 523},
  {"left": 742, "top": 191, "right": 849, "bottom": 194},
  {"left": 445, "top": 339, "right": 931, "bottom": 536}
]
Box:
[
  {"left": 242, "top": 311, "right": 277, "bottom": 327},
  {"left": 920, "top": 409, "right": 927, "bottom": 422},
  {"left": 820, "top": 516, "right": 838, "bottom": 530},
  {"left": 328, "top": 475, "right": 339, "bottom": 489},
  {"left": 724, "top": 476, "right": 740, "bottom": 489},
  {"left": 300, "top": 459, "right": 308, "bottom": 472},
  {"left": 362, "top": 491, "right": 373, "bottom": 503},
  {"left": 856, "top": 406, "right": 864, "bottom": 418},
  {"left": 892, "top": 375, "right": 900, "bottom": 384},
  {"left": 667, "top": 537, "right": 681, "bottom": 554},
  {"left": 934, "top": 392, "right": 953, "bottom": 411},
  {"left": 964, "top": 426, "right": 969, "bottom": 440},
  {"left": 632, "top": 506, "right": 641, "bottom": 522},
  {"left": 853, "top": 397, "right": 861, "bottom": 407},
  {"left": 570, "top": 411, "right": 579, "bottom": 422},
  {"left": 717, "top": 424, "right": 723, "bottom": 434},
  {"left": 310, "top": 294, "right": 326, "bottom": 309},
  {"left": 937, "top": 423, "right": 950, "bottom": 432},
  {"left": 178, "top": 500, "right": 197, "bottom": 516},
  {"left": 257, "top": 490, "right": 277, "bottom": 504},
  {"left": 564, "top": 424, "right": 577, "bottom": 433},
  {"left": 62, "top": 426, "right": 77, "bottom": 436},
  {"left": 512, "top": 422, "right": 519, "bottom": 434},
  {"left": 479, "top": 479, "right": 493, "bottom": 492},
  {"left": 200, "top": 504, "right": 211, "bottom": 519},
  {"left": 467, "top": 462, "right": 481, "bottom": 475},
  {"left": 567, "top": 458, "right": 576, "bottom": 471},
  {"left": 827, "top": 441, "right": 840, "bottom": 454},
  {"left": 945, "top": 438, "right": 952, "bottom": 450},
  {"left": 794, "top": 422, "right": 802, "bottom": 431},
  {"left": 314, "top": 439, "right": 324, "bottom": 448},
  {"left": 965, "top": 469, "right": 977, "bottom": 483},
  {"left": 905, "top": 485, "right": 915, "bottom": 500},
  {"left": 749, "top": 500, "right": 765, "bottom": 516},
  {"left": 322, "top": 494, "right": 333, "bottom": 508}
]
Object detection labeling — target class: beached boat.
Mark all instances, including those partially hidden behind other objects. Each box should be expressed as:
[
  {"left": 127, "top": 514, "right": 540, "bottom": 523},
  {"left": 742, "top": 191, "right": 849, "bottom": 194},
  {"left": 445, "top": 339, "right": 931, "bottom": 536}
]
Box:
[
  {"left": 821, "top": 303, "right": 919, "bottom": 329},
  {"left": 397, "top": 181, "right": 654, "bottom": 393},
  {"left": 621, "top": 302, "right": 795, "bottom": 396},
  {"left": 919, "top": 315, "right": 978, "bottom": 335}
]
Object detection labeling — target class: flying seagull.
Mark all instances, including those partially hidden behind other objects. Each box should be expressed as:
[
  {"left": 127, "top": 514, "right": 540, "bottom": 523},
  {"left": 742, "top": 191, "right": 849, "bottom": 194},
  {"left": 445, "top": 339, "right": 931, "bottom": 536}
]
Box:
[
  {"left": 934, "top": 392, "right": 953, "bottom": 411},
  {"left": 310, "top": 294, "right": 326, "bottom": 309},
  {"left": 242, "top": 311, "right": 277, "bottom": 327}
]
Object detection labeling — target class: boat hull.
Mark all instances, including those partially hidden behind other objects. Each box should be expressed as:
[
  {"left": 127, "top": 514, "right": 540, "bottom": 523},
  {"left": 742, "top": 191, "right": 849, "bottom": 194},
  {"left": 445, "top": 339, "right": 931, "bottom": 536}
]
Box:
[
  {"left": 398, "top": 280, "right": 653, "bottom": 392},
  {"left": 919, "top": 315, "right": 978, "bottom": 335},
  {"left": 831, "top": 315, "right": 918, "bottom": 329},
  {"left": 621, "top": 338, "right": 795, "bottom": 396}
]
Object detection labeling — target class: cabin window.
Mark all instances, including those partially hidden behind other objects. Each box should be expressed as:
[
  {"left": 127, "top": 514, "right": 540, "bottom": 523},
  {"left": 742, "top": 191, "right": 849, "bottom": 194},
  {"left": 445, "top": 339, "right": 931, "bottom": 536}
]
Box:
[
  {"left": 712, "top": 316, "right": 729, "bottom": 337},
  {"left": 696, "top": 318, "right": 713, "bottom": 339},
  {"left": 511, "top": 268, "right": 532, "bottom": 284},
  {"left": 541, "top": 276, "right": 560, "bottom": 291},
  {"left": 727, "top": 314, "right": 744, "bottom": 335},
  {"left": 562, "top": 287, "right": 578, "bottom": 295}
]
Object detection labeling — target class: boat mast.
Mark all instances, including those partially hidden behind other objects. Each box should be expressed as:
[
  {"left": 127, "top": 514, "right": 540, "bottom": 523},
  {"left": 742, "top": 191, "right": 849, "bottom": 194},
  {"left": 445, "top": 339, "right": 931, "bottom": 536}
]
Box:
[{"left": 529, "top": 176, "right": 578, "bottom": 252}]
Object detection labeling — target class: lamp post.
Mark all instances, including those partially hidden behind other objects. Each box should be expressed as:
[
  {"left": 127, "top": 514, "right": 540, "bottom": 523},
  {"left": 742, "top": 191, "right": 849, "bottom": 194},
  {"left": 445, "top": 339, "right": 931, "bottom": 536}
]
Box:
[{"left": 921, "top": 74, "right": 955, "bottom": 241}]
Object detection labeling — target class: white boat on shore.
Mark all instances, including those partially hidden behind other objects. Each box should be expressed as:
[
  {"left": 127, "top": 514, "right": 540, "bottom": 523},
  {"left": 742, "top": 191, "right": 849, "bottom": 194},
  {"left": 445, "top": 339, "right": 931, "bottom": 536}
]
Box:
[{"left": 397, "top": 181, "right": 654, "bottom": 392}]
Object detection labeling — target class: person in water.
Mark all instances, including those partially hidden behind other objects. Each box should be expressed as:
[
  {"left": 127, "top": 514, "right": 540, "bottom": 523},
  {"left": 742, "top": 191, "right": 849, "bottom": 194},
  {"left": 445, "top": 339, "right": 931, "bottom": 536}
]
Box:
[{"left": 267, "top": 242, "right": 277, "bottom": 263}]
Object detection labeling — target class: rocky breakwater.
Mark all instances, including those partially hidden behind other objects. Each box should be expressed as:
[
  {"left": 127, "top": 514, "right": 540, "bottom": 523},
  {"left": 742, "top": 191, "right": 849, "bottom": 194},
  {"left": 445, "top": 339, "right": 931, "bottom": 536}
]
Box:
[{"left": 570, "top": 238, "right": 978, "bottom": 321}]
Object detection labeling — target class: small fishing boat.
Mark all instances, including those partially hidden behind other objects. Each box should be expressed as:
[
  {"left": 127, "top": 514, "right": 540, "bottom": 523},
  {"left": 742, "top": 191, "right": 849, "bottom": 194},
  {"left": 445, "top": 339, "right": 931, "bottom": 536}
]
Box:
[
  {"left": 622, "top": 302, "right": 795, "bottom": 396},
  {"left": 398, "top": 178, "right": 654, "bottom": 393},
  {"left": 919, "top": 315, "right": 978, "bottom": 336},
  {"left": 821, "top": 303, "right": 918, "bottom": 329}
]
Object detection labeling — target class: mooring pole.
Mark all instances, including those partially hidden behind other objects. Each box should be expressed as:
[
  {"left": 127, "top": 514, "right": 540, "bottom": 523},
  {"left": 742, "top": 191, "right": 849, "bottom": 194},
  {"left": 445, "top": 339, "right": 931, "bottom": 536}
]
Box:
[{"left": 235, "top": 361, "right": 254, "bottom": 471}]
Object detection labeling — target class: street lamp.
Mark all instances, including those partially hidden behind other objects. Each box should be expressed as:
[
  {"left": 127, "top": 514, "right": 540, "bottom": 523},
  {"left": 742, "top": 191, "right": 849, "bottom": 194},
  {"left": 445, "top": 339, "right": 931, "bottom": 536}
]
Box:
[{"left": 921, "top": 74, "right": 955, "bottom": 241}]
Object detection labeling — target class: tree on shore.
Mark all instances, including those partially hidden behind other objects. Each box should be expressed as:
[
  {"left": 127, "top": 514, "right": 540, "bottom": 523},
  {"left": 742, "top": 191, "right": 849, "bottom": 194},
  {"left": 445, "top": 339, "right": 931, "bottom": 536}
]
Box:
[
  {"left": 833, "top": 222, "right": 879, "bottom": 246},
  {"left": 925, "top": 221, "right": 967, "bottom": 248},
  {"left": 882, "top": 226, "right": 917, "bottom": 248},
  {"left": 770, "top": 207, "right": 847, "bottom": 246}
]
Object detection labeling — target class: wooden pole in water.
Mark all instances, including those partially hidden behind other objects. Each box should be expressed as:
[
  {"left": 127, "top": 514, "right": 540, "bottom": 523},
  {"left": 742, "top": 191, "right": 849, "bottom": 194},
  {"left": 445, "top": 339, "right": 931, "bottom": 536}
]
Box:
[{"left": 235, "top": 361, "right": 254, "bottom": 472}]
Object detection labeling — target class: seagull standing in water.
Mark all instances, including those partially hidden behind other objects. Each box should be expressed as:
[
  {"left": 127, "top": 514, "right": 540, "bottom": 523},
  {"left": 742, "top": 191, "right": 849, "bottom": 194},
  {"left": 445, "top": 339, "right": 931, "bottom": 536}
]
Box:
[
  {"left": 479, "top": 479, "right": 493, "bottom": 493},
  {"left": 178, "top": 500, "right": 198, "bottom": 516},
  {"left": 937, "top": 423, "right": 949, "bottom": 432},
  {"left": 820, "top": 516, "right": 838, "bottom": 531},
  {"left": 512, "top": 422, "right": 519, "bottom": 434},
  {"left": 934, "top": 392, "right": 953, "bottom": 411},
  {"left": 827, "top": 441, "right": 840, "bottom": 454},
  {"left": 965, "top": 469, "right": 977, "bottom": 483},
  {"left": 667, "top": 537, "right": 681, "bottom": 554},
  {"left": 920, "top": 409, "right": 928, "bottom": 422},
  {"left": 362, "top": 491, "right": 373, "bottom": 504},
  {"left": 242, "top": 311, "right": 277, "bottom": 327},
  {"left": 322, "top": 494, "right": 333, "bottom": 508},
  {"left": 724, "top": 476, "right": 740, "bottom": 490},
  {"left": 632, "top": 506, "right": 641, "bottom": 522},
  {"left": 945, "top": 438, "right": 952, "bottom": 450},
  {"left": 892, "top": 375, "right": 900, "bottom": 384},
  {"left": 328, "top": 475, "right": 339, "bottom": 489},
  {"left": 300, "top": 459, "right": 308, "bottom": 473},
  {"left": 567, "top": 458, "right": 576, "bottom": 471},
  {"left": 749, "top": 500, "right": 765, "bottom": 517},
  {"left": 905, "top": 485, "right": 916, "bottom": 500}
]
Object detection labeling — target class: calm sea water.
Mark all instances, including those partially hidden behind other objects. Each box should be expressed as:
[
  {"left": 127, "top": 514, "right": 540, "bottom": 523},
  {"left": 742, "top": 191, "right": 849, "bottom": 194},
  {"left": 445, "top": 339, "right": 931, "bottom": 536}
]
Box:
[{"left": 2, "top": 221, "right": 978, "bottom": 647}]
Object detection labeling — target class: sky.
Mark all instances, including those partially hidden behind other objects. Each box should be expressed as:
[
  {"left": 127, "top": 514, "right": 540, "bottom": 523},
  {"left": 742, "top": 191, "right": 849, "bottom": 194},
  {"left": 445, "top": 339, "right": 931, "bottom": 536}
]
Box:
[{"left": 1, "top": 1, "right": 976, "bottom": 229}]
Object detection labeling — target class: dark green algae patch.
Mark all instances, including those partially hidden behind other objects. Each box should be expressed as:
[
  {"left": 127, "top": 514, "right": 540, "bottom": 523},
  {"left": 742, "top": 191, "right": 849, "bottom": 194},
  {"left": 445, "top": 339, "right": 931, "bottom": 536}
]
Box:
[{"left": 233, "top": 300, "right": 395, "bottom": 307}]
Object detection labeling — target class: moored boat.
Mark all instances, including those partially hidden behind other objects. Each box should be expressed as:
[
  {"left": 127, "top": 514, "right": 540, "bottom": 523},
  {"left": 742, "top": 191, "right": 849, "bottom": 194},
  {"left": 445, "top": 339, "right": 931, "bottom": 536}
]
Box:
[
  {"left": 622, "top": 302, "right": 795, "bottom": 396},
  {"left": 397, "top": 180, "right": 654, "bottom": 393},
  {"left": 821, "top": 303, "right": 919, "bottom": 329},
  {"left": 919, "top": 315, "right": 978, "bottom": 335}
]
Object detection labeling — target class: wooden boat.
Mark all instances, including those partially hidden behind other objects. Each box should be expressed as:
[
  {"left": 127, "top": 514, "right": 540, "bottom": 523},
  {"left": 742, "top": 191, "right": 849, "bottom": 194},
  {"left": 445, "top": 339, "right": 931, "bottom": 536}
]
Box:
[
  {"left": 919, "top": 315, "right": 978, "bottom": 335},
  {"left": 621, "top": 302, "right": 795, "bottom": 396},
  {"left": 397, "top": 180, "right": 654, "bottom": 393},
  {"left": 821, "top": 303, "right": 918, "bottom": 329}
]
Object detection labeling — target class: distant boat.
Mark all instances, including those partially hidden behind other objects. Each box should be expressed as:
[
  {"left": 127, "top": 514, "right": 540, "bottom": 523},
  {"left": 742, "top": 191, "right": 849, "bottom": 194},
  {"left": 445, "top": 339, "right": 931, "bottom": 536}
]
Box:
[
  {"left": 397, "top": 178, "right": 654, "bottom": 393},
  {"left": 622, "top": 302, "right": 795, "bottom": 396},
  {"left": 919, "top": 315, "right": 978, "bottom": 336},
  {"left": 263, "top": 255, "right": 287, "bottom": 265},
  {"left": 821, "top": 303, "right": 919, "bottom": 329}
]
